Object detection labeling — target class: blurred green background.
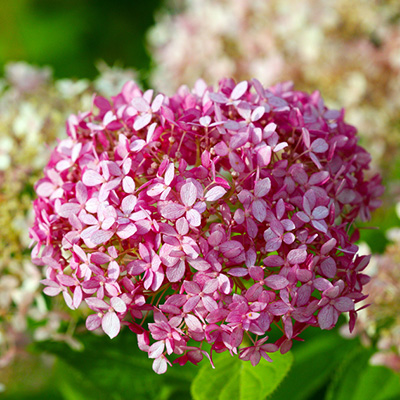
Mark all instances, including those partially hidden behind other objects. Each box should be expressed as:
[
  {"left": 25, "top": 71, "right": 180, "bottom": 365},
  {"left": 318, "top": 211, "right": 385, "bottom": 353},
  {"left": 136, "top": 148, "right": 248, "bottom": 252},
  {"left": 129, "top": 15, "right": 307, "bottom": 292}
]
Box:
[{"left": 0, "top": 0, "right": 161, "bottom": 84}]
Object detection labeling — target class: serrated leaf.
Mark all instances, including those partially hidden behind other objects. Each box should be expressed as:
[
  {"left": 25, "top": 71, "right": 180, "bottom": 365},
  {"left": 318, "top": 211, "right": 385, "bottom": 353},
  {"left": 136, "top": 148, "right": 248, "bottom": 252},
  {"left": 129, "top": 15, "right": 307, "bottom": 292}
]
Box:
[{"left": 191, "top": 351, "right": 293, "bottom": 400}]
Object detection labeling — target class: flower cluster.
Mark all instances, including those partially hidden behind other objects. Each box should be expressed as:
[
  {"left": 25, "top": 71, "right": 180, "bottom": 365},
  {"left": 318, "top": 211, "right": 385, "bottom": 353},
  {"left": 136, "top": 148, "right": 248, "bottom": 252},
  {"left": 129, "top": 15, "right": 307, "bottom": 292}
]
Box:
[
  {"left": 0, "top": 62, "right": 137, "bottom": 366},
  {"left": 31, "top": 78, "right": 382, "bottom": 373},
  {"left": 148, "top": 0, "right": 400, "bottom": 172}
]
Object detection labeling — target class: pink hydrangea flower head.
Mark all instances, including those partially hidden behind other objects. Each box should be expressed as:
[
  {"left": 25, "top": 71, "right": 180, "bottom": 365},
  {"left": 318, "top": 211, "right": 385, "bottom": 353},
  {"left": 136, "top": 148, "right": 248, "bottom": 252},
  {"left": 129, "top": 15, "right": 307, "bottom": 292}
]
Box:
[{"left": 31, "top": 78, "right": 383, "bottom": 373}]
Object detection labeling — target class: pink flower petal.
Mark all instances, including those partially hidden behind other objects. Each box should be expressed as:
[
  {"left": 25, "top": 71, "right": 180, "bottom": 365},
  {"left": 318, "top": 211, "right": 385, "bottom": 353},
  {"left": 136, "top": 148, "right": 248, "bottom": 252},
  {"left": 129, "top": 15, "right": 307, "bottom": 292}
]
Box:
[
  {"left": 82, "top": 170, "right": 104, "bottom": 186},
  {"left": 102, "top": 311, "right": 121, "bottom": 339}
]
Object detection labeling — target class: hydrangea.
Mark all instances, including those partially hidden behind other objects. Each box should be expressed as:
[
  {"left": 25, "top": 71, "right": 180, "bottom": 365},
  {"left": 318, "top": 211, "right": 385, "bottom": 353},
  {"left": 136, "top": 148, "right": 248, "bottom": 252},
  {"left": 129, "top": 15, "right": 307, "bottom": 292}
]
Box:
[
  {"left": 0, "top": 62, "right": 137, "bottom": 367},
  {"left": 31, "top": 78, "right": 382, "bottom": 374},
  {"left": 148, "top": 0, "right": 400, "bottom": 172}
]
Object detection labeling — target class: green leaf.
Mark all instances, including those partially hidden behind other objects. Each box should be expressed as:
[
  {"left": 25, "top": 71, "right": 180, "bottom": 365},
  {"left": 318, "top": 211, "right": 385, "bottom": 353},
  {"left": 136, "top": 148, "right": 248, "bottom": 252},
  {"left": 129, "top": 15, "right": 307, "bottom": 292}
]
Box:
[
  {"left": 269, "top": 329, "right": 358, "bottom": 400},
  {"left": 326, "top": 346, "right": 400, "bottom": 400},
  {"left": 33, "top": 330, "right": 197, "bottom": 400},
  {"left": 191, "top": 350, "right": 293, "bottom": 400}
]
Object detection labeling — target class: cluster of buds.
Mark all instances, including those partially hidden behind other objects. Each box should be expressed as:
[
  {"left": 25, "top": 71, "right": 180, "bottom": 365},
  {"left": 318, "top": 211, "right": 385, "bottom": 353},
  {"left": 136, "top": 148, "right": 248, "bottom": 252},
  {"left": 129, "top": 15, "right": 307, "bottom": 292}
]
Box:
[{"left": 31, "top": 78, "right": 382, "bottom": 373}]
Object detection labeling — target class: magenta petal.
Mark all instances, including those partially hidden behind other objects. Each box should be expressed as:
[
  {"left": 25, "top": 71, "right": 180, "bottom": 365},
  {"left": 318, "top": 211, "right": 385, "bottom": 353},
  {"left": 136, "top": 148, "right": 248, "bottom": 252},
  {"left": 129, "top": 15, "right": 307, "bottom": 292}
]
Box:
[
  {"left": 183, "top": 296, "right": 200, "bottom": 312},
  {"left": 287, "top": 248, "right": 307, "bottom": 265},
  {"left": 252, "top": 199, "right": 267, "bottom": 222},
  {"left": 229, "top": 152, "right": 245, "bottom": 172},
  {"left": 254, "top": 178, "right": 271, "bottom": 198},
  {"left": 265, "top": 275, "right": 289, "bottom": 290},
  {"left": 318, "top": 305, "right": 335, "bottom": 330},
  {"left": 269, "top": 301, "right": 290, "bottom": 316},
  {"left": 334, "top": 297, "right": 354, "bottom": 312},
  {"left": 320, "top": 257, "right": 337, "bottom": 278},
  {"left": 229, "top": 267, "right": 248, "bottom": 277},
  {"left": 86, "top": 314, "right": 102, "bottom": 331}
]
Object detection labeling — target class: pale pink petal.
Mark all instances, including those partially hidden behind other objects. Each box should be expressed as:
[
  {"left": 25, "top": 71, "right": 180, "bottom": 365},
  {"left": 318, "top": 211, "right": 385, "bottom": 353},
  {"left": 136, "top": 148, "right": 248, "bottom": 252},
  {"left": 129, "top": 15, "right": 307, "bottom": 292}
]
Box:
[
  {"left": 122, "top": 176, "right": 135, "bottom": 193},
  {"left": 151, "top": 94, "right": 164, "bottom": 112},
  {"left": 186, "top": 209, "right": 201, "bottom": 227},
  {"left": 205, "top": 186, "right": 227, "bottom": 202},
  {"left": 59, "top": 203, "right": 81, "bottom": 218},
  {"left": 159, "top": 203, "right": 185, "bottom": 220},
  {"left": 164, "top": 163, "right": 175, "bottom": 186},
  {"left": 188, "top": 258, "right": 211, "bottom": 271},
  {"left": 180, "top": 182, "right": 197, "bottom": 207},
  {"left": 134, "top": 114, "right": 152, "bottom": 131},
  {"left": 131, "top": 97, "right": 149, "bottom": 112},
  {"left": 265, "top": 275, "right": 289, "bottom": 290},
  {"left": 73, "top": 286, "right": 83, "bottom": 309},
  {"left": 185, "top": 314, "right": 202, "bottom": 332},
  {"left": 176, "top": 217, "right": 189, "bottom": 235},
  {"left": 311, "top": 138, "right": 329, "bottom": 153},
  {"left": 166, "top": 261, "right": 185, "bottom": 282},
  {"left": 76, "top": 181, "right": 88, "bottom": 204},
  {"left": 257, "top": 146, "right": 272, "bottom": 167},
  {"left": 214, "top": 141, "right": 229, "bottom": 156},
  {"left": 312, "top": 206, "right": 329, "bottom": 220},
  {"left": 102, "top": 311, "right": 121, "bottom": 339},
  {"left": 231, "top": 81, "right": 248, "bottom": 100},
  {"left": 229, "top": 152, "right": 245, "bottom": 172},
  {"left": 110, "top": 296, "right": 127, "bottom": 313},
  {"left": 43, "top": 286, "right": 62, "bottom": 296},
  {"left": 82, "top": 170, "right": 104, "bottom": 186},
  {"left": 153, "top": 356, "right": 168, "bottom": 374},
  {"left": 251, "top": 106, "right": 265, "bottom": 122},
  {"left": 36, "top": 181, "right": 55, "bottom": 197},
  {"left": 91, "top": 230, "right": 114, "bottom": 245},
  {"left": 117, "top": 223, "right": 137, "bottom": 239}
]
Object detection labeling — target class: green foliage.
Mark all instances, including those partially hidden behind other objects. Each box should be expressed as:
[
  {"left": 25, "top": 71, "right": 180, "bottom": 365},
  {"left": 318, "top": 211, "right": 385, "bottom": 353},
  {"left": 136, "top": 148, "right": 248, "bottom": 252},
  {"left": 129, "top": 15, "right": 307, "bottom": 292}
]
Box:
[
  {"left": 33, "top": 330, "right": 197, "bottom": 400},
  {"left": 326, "top": 346, "right": 400, "bottom": 400},
  {"left": 269, "top": 329, "right": 358, "bottom": 400},
  {"left": 191, "top": 350, "right": 293, "bottom": 400}
]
